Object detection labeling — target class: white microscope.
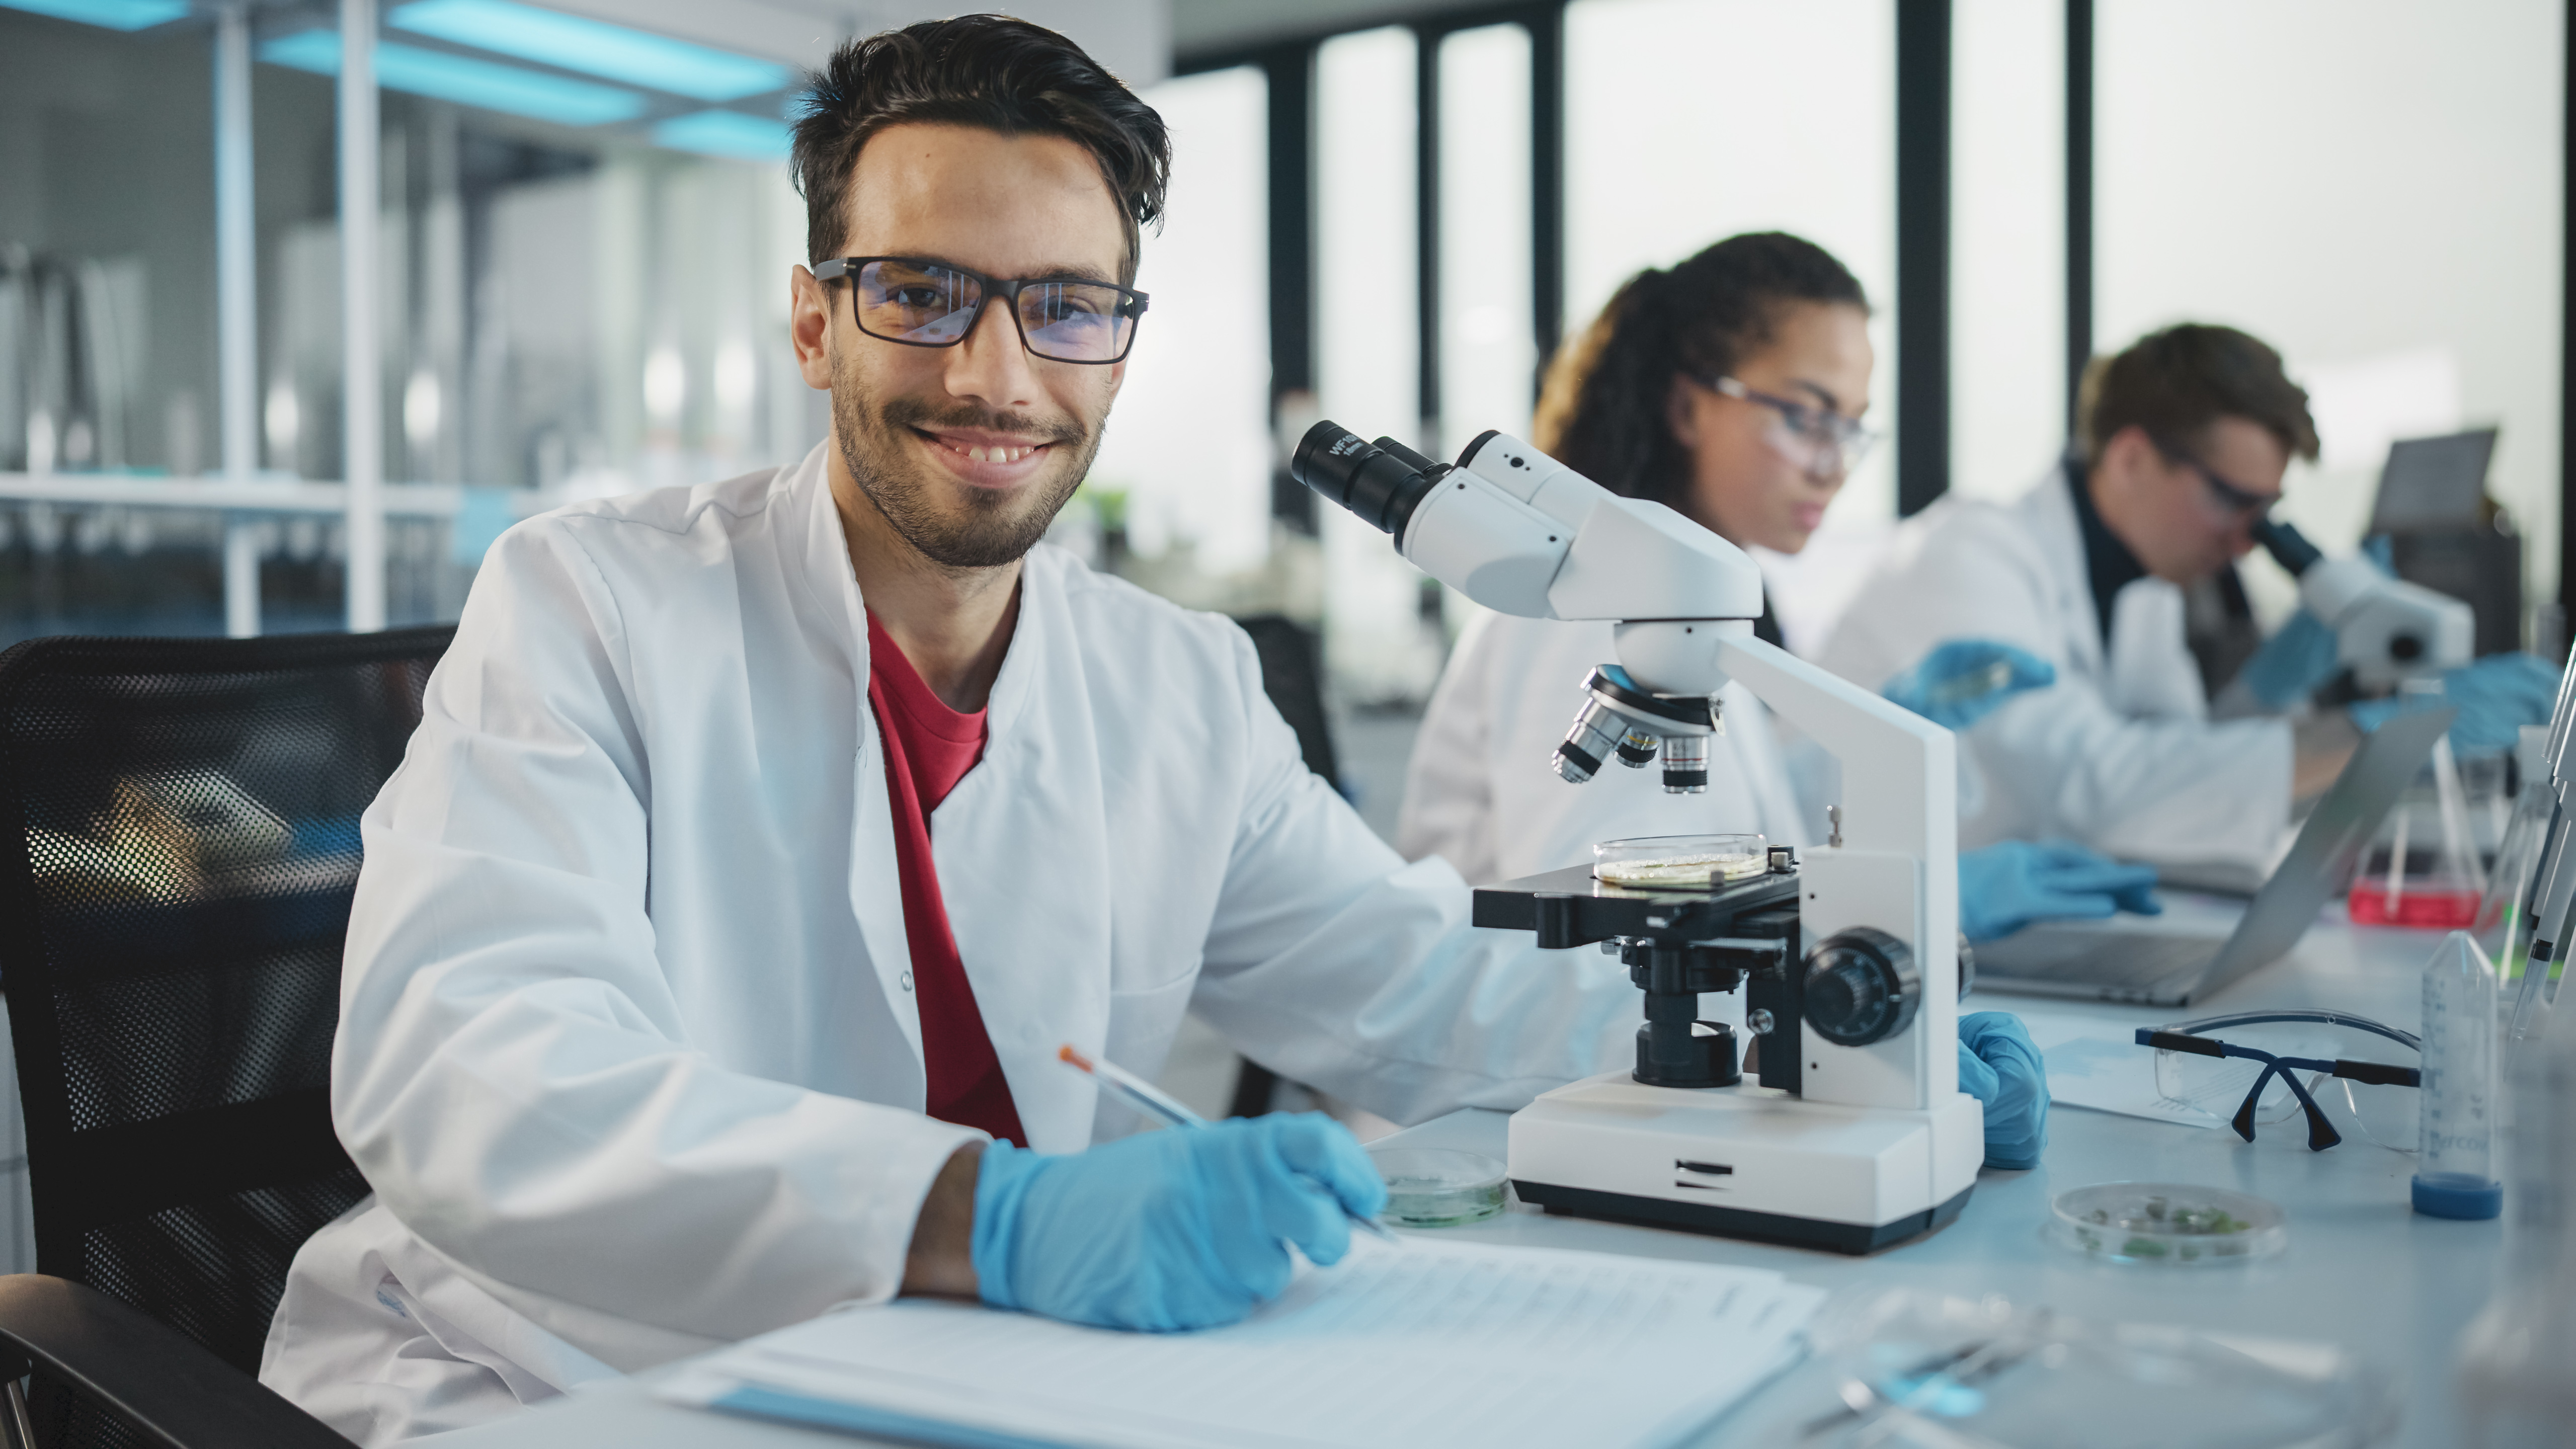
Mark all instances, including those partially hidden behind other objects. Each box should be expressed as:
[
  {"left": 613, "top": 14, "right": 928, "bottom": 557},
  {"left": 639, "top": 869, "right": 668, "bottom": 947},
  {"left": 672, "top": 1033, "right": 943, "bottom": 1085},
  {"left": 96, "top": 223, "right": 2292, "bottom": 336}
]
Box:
[
  {"left": 2252, "top": 517, "right": 2473, "bottom": 690},
  {"left": 1292, "top": 423, "right": 1982, "bottom": 1253}
]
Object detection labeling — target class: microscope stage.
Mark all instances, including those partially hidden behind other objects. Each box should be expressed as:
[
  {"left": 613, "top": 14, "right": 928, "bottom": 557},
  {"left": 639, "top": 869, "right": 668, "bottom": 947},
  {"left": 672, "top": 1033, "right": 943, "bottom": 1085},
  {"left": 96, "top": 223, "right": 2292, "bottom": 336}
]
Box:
[
  {"left": 1507, "top": 1072, "right": 1983, "bottom": 1254},
  {"left": 1472, "top": 864, "right": 1797, "bottom": 947}
]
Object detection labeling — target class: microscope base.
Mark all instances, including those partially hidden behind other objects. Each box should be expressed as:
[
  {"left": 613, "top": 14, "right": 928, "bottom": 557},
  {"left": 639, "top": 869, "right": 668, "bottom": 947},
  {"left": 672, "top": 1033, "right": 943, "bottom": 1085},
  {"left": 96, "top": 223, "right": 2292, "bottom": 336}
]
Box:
[
  {"left": 1515, "top": 1180, "right": 1971, "bottom": 1254},
  {"left": 1507, "top": 1070, "right": 1984, "bottom": 1256}
]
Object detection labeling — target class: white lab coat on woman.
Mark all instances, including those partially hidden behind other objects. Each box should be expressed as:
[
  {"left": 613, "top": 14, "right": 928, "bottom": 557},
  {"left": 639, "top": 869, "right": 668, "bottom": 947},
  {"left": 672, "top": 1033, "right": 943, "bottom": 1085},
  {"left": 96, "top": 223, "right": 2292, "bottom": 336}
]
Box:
[
  {"left": 1816, "top": 466, "right": 2290, "bottom": 870},
  {"left": 1398, "top": 611, "right": 1813, "bottom": 886},
  {"left": 258, "top": 443, "right": 1639, "bottom": 1445}
]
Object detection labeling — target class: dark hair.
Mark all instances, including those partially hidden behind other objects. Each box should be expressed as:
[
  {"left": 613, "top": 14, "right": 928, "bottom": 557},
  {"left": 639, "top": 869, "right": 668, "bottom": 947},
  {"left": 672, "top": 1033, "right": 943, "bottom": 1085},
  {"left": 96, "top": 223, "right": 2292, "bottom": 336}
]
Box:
[
  {"left": 2076, "top": 323, "right": 2319, "bottom": 466},
  {"left": 790, "top": 15, "right": 1170, "bottom": 283},
  {"left": 1531, "top": 232, "right": 1869, "bottom": 506}
]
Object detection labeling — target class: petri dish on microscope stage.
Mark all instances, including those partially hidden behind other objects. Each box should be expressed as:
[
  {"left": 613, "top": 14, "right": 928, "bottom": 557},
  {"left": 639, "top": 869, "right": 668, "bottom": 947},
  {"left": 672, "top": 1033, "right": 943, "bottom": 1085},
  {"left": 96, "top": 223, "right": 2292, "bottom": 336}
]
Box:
[
  {"left": 1369, "top": 1148, "right": 1508, "bottom": 1227},
  {"left": 1593, "top": 834, "right": 1768, "bottom": 890}
]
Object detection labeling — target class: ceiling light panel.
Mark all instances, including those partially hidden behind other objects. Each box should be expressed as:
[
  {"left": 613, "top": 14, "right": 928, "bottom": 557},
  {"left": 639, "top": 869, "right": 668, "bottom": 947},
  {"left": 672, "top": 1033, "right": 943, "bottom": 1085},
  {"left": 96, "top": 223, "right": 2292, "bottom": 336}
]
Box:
[
  {"left": 653, "top": 110, "right": 795, "bottom": 162},
  {"left": 389, "top": 0, "right": 791, "bottom": 102},
  {"left": 1, "top": 0, "right": 188, "bottom": 30},
  {"left": 261, "top": 30, "right": 647, "bottom": 128}
]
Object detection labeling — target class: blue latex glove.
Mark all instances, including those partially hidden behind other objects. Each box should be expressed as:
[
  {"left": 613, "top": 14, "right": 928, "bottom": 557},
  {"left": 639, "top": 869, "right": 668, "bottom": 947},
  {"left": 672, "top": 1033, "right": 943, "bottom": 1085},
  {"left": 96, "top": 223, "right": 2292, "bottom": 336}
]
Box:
[
  {"left": 1881, "top": 640, "right": 2055, "bottom": 731},
  {"left": 1956, "top": 1010, "right": 2048, "bottom": 1169},
  {"left": 1958, "top": 838, "right": 2162, "bottom": 942},
  {"left": 971, "top": 1112, "right": 1387, "bottom": 1332},
  {"left": 2350, "top": 652, "right": 2561, "bottom": 755},
  {"left": 2238, "top": 607, "right": 2340, "bottom": 709}
]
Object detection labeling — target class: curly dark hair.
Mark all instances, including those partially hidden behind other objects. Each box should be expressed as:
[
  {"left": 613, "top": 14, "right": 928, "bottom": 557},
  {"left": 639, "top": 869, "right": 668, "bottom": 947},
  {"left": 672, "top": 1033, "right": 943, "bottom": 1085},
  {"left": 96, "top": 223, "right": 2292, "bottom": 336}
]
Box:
[
  {"left": 790, "top": 15, "right": 1170, "bottom": 283},
  {"left": 2076, "top": 323, "right": 2319, "bottom": 466},
  {"left": 1531, "top": 233, "right": 1869, "bottom": 507}
]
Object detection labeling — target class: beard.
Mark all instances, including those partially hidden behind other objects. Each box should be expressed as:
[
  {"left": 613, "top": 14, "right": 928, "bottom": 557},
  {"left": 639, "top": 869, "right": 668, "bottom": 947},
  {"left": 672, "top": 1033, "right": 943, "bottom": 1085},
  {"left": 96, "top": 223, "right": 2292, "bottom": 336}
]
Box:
[{"left": 831, "top": 351, "right": 1101, "bottom": 571}]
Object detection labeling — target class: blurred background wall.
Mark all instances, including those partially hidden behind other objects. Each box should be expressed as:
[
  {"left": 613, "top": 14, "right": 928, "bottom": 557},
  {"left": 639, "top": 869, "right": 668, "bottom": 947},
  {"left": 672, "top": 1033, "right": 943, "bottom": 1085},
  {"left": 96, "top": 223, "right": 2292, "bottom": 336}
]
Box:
[{"left": 0, "top": 0, "right": 2564, "bottom": 698}]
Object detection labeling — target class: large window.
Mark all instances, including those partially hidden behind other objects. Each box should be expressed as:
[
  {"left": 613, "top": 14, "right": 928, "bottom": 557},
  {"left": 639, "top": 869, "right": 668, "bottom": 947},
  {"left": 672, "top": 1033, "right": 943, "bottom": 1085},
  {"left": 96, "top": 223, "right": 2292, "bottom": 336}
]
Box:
[
  {"left": 1564, "top": 0, "right": 1898, "bottom": 525},
  {"left": 1316, "top": 26, "right": 1441, "bottom": 703},
  {"left": 2097, "top": 0, "right": 2564, "bottom": 614},
  {"left": 1436, "top": 23, "right": 1535, "bottom": 459},
  {"left": 1950, "top": 0, "right": 2064, "bottom": 503},
  {"left": 1084, "top": 64, "right": 1271, "bottom": 573}
]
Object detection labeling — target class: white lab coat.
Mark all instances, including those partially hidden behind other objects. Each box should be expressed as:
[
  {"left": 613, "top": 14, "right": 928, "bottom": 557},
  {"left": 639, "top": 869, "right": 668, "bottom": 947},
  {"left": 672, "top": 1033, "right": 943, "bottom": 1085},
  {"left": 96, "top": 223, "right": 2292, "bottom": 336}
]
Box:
[
  {"left": 1815, "top": 465, "right": 2290, "bottom": 870},
  {"left": 1397, "top": 611, "right": 1813, "bottom": 886},
  {"left": 258, "top": 443, "right": 1639, "bottom": 1445}
]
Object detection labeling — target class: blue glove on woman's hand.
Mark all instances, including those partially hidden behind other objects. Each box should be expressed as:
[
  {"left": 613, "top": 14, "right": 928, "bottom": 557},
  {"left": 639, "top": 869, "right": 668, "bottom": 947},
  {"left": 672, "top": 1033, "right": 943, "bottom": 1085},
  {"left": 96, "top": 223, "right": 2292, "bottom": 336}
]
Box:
[
  {"left": 1882, "top": 640, "right": 2056, "bottom": 731},
  {"left": 1956, "top": 1011, "right": 2048, "bottom": 1169},
  {"left": 971, "top": 1113, "right": 1387, "bottom": 1332},
  {"left": 2350, "top": 652, "right": 2561, "bottom": 755},
  {"left": 1958, "top": 838, "right": 2162, "bottom": 942}
]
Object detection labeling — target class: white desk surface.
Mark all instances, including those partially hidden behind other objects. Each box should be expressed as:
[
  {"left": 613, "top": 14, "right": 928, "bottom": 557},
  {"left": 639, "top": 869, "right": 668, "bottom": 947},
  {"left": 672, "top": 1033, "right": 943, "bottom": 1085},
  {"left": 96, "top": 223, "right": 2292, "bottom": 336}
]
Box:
[{"left": 429, "top": 897, "right": 2498, "bottom": 1447}]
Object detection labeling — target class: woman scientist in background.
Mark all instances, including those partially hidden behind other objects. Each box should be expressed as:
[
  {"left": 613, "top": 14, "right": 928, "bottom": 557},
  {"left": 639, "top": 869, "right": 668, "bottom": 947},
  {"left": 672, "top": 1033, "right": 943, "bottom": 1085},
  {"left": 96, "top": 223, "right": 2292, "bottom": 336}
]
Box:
[
  {"left": 1400, "top": 232, "right": 1859, "bottom": 881},
  {"left": 1395, "top": 232, "right": 2159, "bottom": 1169}
]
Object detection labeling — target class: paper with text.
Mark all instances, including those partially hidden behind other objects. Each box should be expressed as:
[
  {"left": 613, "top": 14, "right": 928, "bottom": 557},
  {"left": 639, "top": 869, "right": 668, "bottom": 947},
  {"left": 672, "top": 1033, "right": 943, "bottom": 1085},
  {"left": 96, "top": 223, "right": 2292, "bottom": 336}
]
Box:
[{"left": 659, "top": 1236, "right": 1825, "bottom": 1449}]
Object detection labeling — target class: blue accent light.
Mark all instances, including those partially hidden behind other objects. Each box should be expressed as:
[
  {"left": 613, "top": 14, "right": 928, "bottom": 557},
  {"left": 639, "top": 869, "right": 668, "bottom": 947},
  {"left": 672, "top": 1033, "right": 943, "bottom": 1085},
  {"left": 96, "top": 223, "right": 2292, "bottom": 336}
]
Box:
[
  {"left": 389, "top": 0, "right": 789, "bottom": 102},
  {"left": 261, "top": 30, "right": 646, "bottom": 128},
  {"left": 1, "top": 0, "right": 189, "bottom": 29},
  {"left": 653, "top": 110, "right": 793, "bottom": 163}
]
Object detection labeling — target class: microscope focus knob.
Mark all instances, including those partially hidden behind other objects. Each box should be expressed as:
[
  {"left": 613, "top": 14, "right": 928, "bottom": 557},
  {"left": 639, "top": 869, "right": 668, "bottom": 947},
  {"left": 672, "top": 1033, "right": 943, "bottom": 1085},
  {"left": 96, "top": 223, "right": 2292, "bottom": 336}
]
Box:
[{"left": 1802, "top": 928, "right": 1919, "bottom": 1047}]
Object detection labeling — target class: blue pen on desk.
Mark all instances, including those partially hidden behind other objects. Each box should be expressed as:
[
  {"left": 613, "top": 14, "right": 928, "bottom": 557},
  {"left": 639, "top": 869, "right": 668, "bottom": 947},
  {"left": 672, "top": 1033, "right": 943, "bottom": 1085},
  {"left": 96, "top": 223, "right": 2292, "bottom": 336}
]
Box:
[{"left": 1057, "top": 1043, "right": 1402, "bottom": 1245}]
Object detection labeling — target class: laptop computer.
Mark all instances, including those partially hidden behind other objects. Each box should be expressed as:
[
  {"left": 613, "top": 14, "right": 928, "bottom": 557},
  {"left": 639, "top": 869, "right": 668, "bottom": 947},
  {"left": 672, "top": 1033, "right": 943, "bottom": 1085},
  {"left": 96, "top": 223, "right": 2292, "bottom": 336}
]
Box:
[
  {"left": 2367, "top": 429, "right": 2498, "bottom": 535},
  {"left": 1968, "top": 704, "right": 2456, "bottom": 1006}
]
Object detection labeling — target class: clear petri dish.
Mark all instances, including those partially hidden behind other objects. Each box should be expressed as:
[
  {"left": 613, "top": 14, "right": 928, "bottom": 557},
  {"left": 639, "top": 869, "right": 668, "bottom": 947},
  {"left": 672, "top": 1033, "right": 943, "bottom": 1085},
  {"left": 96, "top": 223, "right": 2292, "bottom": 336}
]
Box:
[
  {"left": 2046, "top": 1182, "right": 2286, "bottom": 1267},
  {"left": 1369, "top": 1148, "right": 1507, "bottom": 1227},
  {"left": 1593, "top": 834, "right": 1769, "bottom": 890},
  {"left": 1810, "top": 1288, "right": 2396, "bottom": 1447}
]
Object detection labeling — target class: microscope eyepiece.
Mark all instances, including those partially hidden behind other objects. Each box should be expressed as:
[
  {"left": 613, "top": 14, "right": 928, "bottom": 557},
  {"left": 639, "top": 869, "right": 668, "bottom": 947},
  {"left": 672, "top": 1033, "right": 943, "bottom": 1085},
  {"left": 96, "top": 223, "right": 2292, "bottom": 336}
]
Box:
[
  {"left": 2252, "top": 516, "right": 2322, "bottom": 577},
  {"left": 1290, "top": 421, "right": 1445, "bottom": 538}
]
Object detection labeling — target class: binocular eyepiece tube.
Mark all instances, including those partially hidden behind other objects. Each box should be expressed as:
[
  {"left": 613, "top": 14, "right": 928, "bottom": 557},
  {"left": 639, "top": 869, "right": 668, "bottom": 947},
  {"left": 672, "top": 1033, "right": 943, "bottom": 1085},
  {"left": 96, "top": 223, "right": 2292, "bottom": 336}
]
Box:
[{"left": 1289, "top": 422, "right": 1447, "bottom": 539}]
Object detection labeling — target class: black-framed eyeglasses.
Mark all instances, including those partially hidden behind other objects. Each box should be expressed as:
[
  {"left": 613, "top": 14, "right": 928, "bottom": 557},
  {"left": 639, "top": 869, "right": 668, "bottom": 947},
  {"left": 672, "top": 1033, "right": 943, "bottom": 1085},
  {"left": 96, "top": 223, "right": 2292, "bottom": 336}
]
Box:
[
  {"left": 1698, "top": 374, "right": 1882, "bottom": 476},
  {"left": 2134, "top": 1010, "right": 2421, "bottom": 1151},
  {"left": 813, "top": 256, "right": 1149, "bottom": 365},
  {"left": 2149, "top": 435, "right": 2279, "bottom": 519}
]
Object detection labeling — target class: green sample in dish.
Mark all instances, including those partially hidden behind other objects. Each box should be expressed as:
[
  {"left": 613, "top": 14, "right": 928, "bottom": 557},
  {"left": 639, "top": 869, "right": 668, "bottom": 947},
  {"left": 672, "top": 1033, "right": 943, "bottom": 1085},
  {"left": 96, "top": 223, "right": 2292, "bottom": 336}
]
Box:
[
  {"left": 2046, "top": 1182, "right": 2286, "bottom": 1266},
  {"left": 1369, "top": 1148, "right": 1507, "bottom": 1227}
]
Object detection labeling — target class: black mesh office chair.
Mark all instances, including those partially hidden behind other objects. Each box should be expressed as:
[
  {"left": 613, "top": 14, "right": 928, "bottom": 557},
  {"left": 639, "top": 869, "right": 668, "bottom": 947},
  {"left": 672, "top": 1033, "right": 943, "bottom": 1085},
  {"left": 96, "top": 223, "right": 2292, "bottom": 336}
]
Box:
[
  {"left": 0, "top": 629, "right": 453, "bottom": 1448},
  {"left": 1226, "top": 617, "right": 1342, "bottom": 1118}
]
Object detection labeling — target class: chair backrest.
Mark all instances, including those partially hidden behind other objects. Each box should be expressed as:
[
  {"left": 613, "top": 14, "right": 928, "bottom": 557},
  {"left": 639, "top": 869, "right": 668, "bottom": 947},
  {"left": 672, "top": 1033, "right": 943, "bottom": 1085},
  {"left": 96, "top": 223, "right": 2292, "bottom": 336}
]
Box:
[
  {"left": 1231, "top": 615, "right": 1340, "bottom": 785},
  {"left": 0, "top": 629, "right": 451, "bottom": 1384}
]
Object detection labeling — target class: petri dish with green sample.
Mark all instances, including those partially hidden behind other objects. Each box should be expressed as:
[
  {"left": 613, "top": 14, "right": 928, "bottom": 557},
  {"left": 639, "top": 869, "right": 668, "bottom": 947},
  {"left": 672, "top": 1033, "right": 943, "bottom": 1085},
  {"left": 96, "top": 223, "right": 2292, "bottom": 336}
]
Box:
[
  {"left": 1369, "top": 1148, "right": 1508, "bottom": 1227},
  {"left": 1592, "top": 834, "right": 1768, "bottom": 891}
]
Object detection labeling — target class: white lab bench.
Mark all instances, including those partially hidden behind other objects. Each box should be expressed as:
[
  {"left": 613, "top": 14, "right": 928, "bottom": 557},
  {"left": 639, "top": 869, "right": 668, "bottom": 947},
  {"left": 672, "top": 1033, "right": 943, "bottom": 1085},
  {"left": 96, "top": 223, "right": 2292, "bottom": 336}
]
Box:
[{"left": 423, "top": 896, "right": 2499, "bottom": 1447}]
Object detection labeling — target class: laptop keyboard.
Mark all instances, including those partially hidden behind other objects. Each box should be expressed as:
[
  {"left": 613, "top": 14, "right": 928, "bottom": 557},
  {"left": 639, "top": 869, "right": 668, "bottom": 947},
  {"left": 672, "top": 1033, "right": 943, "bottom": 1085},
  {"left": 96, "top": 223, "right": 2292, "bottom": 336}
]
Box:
[{"left": 1983, "top": 934, "right": 2218, "bottom": 989}]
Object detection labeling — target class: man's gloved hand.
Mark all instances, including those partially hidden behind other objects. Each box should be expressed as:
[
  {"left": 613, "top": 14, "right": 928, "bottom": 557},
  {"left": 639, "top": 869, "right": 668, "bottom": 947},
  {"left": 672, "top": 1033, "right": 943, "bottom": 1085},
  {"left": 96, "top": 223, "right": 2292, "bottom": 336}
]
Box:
[
  {"left": 971, "top": 1112, "right": 1387, "bottom": 1333},
  {"left": 2350, "top": 653, "right": 2561, "bottom": 755},
  {"left": 1882, "top": 640, "right": 2055, "bottom": 731},
  {"left": 2238, "top": 608, "right": 2341, "bottom": 710},
  {"left": 1958, "top": 839, "right": 2162, "bottom": 942},
  {"left": 1956, "top": 1011, "right": 2048, "bottom": 1169}
]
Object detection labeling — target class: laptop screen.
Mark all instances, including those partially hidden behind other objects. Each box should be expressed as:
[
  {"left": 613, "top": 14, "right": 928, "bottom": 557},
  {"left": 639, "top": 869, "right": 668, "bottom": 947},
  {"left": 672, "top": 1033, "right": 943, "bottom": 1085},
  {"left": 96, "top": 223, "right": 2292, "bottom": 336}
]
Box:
[{"left": 2199, "top": 704, "right": 2457, "bottom": 994}]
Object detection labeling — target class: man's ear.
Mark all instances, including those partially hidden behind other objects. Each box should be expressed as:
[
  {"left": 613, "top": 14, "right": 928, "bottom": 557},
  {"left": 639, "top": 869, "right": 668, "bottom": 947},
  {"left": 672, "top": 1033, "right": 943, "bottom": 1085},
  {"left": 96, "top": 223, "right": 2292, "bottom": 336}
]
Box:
[{"left": 790, "top": 265, "right": 834, "bottom": 392}]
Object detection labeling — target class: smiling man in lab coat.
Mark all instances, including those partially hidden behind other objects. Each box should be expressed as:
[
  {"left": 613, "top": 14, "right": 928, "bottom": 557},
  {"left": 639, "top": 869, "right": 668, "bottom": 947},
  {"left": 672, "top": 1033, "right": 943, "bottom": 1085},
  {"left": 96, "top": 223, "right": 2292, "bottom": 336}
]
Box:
[
  {"left": 1819, "top": 324, "right": 2336, "bottom": 871},
  {"left": 257, "top": 18, "right": 1644, "bottom": 1443}
]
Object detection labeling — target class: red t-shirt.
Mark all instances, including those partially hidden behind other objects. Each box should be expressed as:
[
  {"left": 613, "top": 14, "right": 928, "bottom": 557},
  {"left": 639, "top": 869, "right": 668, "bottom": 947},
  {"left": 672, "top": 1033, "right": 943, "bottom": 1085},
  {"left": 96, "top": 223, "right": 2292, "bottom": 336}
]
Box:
[{"left": 865, "top": 611, "right": 1028, "bottom": 1148}]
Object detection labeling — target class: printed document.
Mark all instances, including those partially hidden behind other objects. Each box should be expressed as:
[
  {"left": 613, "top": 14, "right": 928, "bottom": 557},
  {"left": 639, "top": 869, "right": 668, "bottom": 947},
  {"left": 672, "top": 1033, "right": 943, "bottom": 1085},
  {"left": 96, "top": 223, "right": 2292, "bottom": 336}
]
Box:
[{"left": 658, "top": 1236, "right": 1825, "bottom": 1449}]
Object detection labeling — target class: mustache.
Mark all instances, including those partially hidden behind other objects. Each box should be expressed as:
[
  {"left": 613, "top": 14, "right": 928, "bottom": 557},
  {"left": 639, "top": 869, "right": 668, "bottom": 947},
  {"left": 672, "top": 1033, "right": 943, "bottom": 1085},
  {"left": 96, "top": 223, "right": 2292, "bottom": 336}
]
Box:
[{"left": 876, "top": 395, "right": 1086, "bottom": 447}]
